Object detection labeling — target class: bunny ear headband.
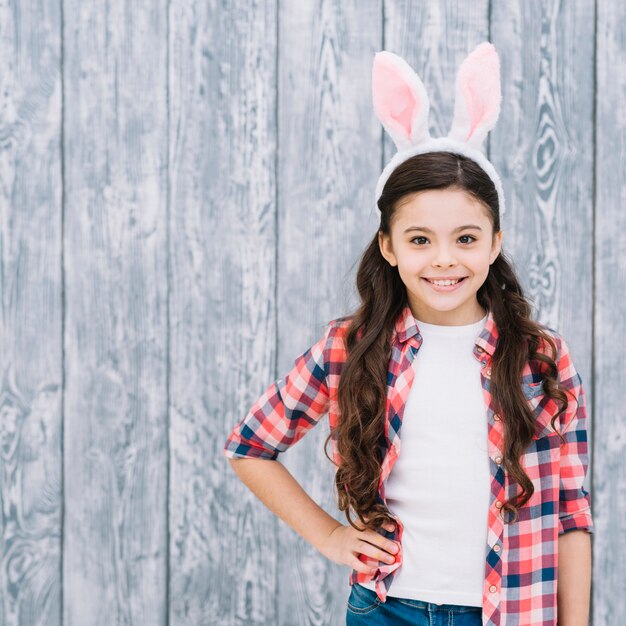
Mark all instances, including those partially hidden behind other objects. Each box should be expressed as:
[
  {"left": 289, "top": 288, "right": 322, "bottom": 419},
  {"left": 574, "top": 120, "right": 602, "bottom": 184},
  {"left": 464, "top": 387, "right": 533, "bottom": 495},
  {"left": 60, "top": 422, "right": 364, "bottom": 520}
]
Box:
[{"left": 373, "top": 41, "right": 506, "bottom": 215}]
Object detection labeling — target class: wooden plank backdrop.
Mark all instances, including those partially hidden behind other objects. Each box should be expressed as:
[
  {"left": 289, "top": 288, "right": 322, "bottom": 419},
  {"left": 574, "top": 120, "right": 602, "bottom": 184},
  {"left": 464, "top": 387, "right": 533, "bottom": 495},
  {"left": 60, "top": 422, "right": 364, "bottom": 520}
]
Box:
[
  {"left": 594, "top": 1, "right": 626, "bottom": 624},
  {"left": 63, "top": 1, "right": 169, "bottom": 624},
  {"left": 0, "top": 1, "right": 623, "bottom": 625}
]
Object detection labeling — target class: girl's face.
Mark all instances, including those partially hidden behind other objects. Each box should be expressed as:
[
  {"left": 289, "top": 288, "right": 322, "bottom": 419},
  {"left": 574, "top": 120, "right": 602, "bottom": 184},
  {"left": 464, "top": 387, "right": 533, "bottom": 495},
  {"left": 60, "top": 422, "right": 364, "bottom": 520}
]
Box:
[{"left": 378, "top": 187, "right": 503, "bottom": 326}]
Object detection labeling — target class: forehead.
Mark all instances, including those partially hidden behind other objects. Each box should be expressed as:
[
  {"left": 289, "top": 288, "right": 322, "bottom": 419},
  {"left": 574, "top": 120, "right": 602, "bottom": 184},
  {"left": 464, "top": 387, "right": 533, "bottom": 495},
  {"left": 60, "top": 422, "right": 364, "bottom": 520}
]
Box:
[{"left": 393, "top": 188, "right": 490, "bottom": 229}]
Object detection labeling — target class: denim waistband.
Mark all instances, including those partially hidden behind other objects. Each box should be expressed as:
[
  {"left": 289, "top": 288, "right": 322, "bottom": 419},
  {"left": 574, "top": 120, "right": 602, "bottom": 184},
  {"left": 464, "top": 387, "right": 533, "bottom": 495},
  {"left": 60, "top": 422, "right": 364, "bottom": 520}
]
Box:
[
  {"left": 359, "top": 585, "right": 480, "bottom": 613},
  {"left": 390, "top": 597, "right": 481, "bottom": 613}
]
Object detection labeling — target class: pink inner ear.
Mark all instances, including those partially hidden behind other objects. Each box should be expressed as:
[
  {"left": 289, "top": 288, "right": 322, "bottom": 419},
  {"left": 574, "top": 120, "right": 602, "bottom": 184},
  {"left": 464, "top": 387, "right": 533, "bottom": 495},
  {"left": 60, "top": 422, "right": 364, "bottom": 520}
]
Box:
[
  {"left": 464, "top": 78, "right": 487, "bottom": 141},
  {"left": 375, "top": 64, "right": 420, "bottom": 140},
  {"left": 457, "top": 46, "right": 500, "bottom": 143}
]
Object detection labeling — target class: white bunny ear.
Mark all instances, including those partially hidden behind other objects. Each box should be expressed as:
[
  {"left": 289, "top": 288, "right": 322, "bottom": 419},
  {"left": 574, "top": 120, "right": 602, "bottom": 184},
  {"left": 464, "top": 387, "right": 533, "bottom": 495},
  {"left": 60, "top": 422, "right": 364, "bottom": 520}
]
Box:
[
  {"left": 372, "top": 51, "right": 431, "bottom": 152},
  {"left": 447, "top": 42, "right": 501, "bottom": 150}
]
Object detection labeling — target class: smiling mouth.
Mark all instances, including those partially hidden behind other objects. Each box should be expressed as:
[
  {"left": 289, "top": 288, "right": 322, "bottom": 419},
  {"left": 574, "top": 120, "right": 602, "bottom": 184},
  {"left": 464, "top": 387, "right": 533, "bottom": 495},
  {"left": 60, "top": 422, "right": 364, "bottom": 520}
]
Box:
[
  {"left": 421, "top": 277, "right": 468, "bottom": 291},
  {"left": 423, "top": 277, "right": 467, "bottom": 285}
]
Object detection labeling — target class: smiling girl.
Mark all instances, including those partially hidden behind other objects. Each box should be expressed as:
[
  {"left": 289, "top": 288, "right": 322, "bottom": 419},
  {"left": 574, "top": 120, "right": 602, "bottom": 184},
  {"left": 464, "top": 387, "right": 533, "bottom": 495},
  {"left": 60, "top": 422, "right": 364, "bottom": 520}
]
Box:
[{"left": 224, "top": 43, "right": 593, "bottom": 626}]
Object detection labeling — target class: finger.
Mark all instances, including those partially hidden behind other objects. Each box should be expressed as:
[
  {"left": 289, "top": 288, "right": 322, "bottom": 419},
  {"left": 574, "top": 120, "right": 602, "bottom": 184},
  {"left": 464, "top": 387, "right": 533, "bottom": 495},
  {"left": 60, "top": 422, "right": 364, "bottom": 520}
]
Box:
[
  {"left": 362, "top": 530, "right": 400, "bottom": 556},
  {"left": 350, "top": 555, "right": 379, "bottom": 574},
  {"left": 356, "top": 538, "right": 399, "bottom": 565}
]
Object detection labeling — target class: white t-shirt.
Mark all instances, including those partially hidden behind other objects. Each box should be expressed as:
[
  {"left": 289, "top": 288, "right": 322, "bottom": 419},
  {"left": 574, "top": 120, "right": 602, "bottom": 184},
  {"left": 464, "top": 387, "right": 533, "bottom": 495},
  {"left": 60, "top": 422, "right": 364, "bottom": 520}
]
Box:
[{"left": 360, "top": 312, "right": 490, "bottom": 606}]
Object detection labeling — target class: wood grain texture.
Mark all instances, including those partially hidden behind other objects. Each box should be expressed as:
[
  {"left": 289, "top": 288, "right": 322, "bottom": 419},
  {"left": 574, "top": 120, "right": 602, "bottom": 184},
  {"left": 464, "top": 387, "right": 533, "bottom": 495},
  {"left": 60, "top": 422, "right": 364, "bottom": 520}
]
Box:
[
  {"left": 0, "top": 1, "right": 63, "bottom": 625},
  {"left": 276, "top": 3, "right": 382, "bottom": 624},
  {"left": 168, "top": 1, "right": 280, "bottom": 625},
  {"left": 62, "top": 0, "right": 169, "bottom": 624},
  {"left": 594, "top": 1, "right": 626, "bottom": 623}
]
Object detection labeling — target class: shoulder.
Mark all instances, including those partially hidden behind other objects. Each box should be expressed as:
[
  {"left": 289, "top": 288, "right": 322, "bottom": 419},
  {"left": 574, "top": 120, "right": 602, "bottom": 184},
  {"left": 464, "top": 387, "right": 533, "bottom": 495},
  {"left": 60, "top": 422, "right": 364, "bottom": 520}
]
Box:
[
  {"left": 319, "top": 315, "right": 355, "bottom": 377},
  {"left": 327, "top": 315, "right": 352, "bottom": 333},
  {"left": 531, "top": 322, "right": 569, "bottom": 360},
  {"left": 534, "top": 323, "right": 581, "bottom": 389},
  {"left": 324, "top": 315, "right": 353, "bottom": 352}
]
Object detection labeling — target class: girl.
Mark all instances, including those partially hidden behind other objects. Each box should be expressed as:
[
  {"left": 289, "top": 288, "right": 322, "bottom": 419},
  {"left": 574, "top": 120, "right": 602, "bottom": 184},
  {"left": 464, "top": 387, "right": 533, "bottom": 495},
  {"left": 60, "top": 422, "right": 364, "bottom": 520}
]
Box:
[{"left": 224, "top": 42, "right": 594, "bottom": 626}]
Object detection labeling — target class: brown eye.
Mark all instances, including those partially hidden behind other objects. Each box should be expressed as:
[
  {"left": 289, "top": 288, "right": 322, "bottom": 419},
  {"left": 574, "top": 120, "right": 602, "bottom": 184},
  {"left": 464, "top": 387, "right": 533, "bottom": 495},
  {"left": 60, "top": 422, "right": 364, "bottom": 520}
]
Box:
[{"left": 459, "top": 235, "right": 476, "bottom": 244}]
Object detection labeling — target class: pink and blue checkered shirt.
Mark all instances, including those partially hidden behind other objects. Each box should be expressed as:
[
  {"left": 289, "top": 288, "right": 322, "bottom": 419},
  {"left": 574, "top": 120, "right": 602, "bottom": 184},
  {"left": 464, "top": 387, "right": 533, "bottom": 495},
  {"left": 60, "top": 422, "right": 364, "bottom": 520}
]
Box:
[{"left": 223, "top": 304, "right": 594, "bottom": 625}]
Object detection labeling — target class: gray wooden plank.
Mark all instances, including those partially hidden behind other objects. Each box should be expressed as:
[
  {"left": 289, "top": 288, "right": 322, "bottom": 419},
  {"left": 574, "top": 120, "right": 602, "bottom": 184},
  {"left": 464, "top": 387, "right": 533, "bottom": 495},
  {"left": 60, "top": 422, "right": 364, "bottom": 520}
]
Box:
[
  {"left": 491, "top": 2, "right": 595, "bottom": 355},
  {"left": 594, "top": 1, "right": 626, "bottom": 623},
  {"left": 276, "top": 2, "right": 383, "bottom": 624},
  {"left": 168, "top": 2, "right": 280, "bottom": 624},
  {"left": 62, "top": 1, "right": 168, "bottom": 624},
  {"left": 0, "top": 1, "right": 63, "bottom": 624}
]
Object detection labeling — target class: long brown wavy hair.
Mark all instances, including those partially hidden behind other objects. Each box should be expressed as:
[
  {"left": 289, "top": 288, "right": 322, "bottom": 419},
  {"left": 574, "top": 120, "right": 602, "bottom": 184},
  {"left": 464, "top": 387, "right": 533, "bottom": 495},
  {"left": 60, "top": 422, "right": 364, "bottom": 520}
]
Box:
[{"left": 323, "top": 151, "right": 575, "bottom": 533}]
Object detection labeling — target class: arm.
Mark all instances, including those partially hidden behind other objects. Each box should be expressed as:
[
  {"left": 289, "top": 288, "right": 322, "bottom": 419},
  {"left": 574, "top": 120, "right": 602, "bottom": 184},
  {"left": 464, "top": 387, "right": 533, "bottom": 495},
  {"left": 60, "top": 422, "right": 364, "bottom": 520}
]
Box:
[
  {"left": 557, "top": 530, "right": 591, "bottom": 626},
  {"left": 222, "top": 319, "right": 343, "bottom": 553},
  {"left": 555, "top": 335, "right": 595, "bottom": 625},
  {"left": 223, "top": 321, "right": 334, "bottom": 460},
  {"left": 228, "top": 458, "right": 342, "bottom": 552},
  {"left": 224, "top": 323, "right": 401, "bottom": 575}
]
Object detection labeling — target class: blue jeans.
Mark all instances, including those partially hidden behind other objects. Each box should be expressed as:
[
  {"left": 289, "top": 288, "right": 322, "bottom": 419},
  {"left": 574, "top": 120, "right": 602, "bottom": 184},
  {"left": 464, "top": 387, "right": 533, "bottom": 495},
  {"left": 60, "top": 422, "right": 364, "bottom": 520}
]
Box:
[{"left": 346, "top": 582, "right": 483, "bottom": 626}]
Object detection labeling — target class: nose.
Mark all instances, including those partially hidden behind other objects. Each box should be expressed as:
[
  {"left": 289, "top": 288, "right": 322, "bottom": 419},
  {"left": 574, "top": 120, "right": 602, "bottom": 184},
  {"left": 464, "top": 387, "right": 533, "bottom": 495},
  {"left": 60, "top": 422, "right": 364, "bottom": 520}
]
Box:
[{"left": 432, "top": 246, "right": 457, "bottom": 267}]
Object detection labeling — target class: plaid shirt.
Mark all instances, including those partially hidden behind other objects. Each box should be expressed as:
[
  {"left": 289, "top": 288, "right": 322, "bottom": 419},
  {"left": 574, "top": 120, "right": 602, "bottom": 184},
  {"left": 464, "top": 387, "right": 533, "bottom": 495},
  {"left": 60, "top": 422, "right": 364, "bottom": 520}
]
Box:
[{"left": 223, "top": 304, "right": 594, "bottom": 625}]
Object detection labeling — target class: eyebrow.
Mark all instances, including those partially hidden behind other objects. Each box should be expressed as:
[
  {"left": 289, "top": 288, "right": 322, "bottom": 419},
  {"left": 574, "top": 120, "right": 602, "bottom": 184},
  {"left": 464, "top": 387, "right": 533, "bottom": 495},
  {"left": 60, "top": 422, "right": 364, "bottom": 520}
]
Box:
[{"left": 403, "top": 224, "right": 483, "bottom": 234}]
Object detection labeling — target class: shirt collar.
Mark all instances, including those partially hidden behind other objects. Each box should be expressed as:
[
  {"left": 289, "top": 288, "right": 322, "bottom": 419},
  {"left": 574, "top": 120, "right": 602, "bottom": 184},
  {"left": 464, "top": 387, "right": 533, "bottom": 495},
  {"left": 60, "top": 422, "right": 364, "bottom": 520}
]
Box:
[{"left": 393, "top": 303, "right": 499, "bottom": 356}]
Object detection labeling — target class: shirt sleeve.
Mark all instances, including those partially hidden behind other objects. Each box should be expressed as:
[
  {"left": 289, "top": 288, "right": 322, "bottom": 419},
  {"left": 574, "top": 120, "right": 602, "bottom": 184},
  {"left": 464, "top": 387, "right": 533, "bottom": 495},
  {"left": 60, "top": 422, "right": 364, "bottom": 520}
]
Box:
[
  {"left": 222, "top": 321, "right": 334, "bottom": 460},
  {"left": 555, "top": 335, "right": 595, "bottom": 536}
]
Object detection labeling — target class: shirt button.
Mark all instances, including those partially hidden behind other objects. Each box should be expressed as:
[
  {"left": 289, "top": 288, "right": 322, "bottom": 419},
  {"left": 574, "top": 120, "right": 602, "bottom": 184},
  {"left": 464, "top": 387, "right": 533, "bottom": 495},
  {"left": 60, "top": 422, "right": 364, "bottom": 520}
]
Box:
[
  {"left": 493, "top": 544, "right": 501, "bottom": 552},
  {"left": 489, "top": 584, "right": 497, "bottom": 593},
  {"left": 485, "top": 367, "right": 492, "bottom": 376},
  {"left": 476, "top": 346, "right": 484, "bottom": 353},
  {"left": 495, "top": 500, "right": 503, "bottom": 509},
  {"left": 494, "top": 456, "right": 502, "bottom": 465},
  {"left": 493, "top": 413, "right": 501, "bottom": 421}
]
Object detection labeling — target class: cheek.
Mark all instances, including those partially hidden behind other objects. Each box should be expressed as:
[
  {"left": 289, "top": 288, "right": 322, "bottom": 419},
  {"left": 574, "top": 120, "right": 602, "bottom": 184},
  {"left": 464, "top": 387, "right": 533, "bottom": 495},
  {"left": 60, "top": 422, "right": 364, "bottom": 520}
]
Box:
[
  {"left": 464, "top": 248, "right": 492, "bottom": 270},
  {"left": 396, "top": 253, "right": 424, "bottom": 274}
]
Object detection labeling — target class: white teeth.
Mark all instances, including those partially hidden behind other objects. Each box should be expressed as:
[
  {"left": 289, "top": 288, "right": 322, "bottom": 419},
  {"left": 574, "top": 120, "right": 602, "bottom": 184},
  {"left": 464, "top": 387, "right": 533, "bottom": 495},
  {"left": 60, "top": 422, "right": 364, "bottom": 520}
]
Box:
[{"left": 429, "top": 278, "right": 461, "bottom": 286}]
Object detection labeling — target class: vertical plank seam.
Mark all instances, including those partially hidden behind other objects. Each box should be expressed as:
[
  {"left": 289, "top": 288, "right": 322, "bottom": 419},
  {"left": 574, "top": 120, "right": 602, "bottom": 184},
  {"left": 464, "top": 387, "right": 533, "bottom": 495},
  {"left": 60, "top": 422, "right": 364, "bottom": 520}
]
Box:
[
  {"left": 274, "top": 0, "right": 281, "bottom": 621},
  {"left": 381, "top": 0, "right": 386, "bottom": 173},
  {"left": 590, "top": 0, "right": 598, "bottom": 622},
  {"left": 60, "top": 0, "right": 66, "bottom": 621},
  {"left": 487, "top": 0, "right": 492, "bottom": 162},
  {"left": 165, "top": 0, "right": 171, "bottom": 622}
]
